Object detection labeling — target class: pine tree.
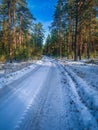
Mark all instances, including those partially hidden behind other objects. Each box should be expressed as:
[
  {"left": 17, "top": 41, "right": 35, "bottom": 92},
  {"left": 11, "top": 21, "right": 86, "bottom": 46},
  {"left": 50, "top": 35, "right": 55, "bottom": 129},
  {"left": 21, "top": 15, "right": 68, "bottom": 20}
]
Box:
[
  {"left": 0, "top": 0, "right": 35, "bottom": 62},
  {"left": 45, "top": 0, "right": 98, "bottom": 60}
]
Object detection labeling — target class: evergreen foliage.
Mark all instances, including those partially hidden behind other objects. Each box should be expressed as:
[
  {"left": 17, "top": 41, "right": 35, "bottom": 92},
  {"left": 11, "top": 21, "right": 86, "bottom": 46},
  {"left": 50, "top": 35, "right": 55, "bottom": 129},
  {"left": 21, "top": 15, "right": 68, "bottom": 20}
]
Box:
[
  {"left": 44, "top": 0, "right": 98, "bottom": 60},
  {"left": 0, "top": 0, "right": 44, "bottom": 62}
]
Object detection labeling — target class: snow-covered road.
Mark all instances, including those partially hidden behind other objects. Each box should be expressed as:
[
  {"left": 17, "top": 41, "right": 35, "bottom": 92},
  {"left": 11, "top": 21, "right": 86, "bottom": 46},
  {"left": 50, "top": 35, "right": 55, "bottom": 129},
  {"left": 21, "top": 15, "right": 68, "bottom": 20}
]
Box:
[
  {"left": 0, "top": 58, "right": 98, "bottom": 130},
  {"left": 0, "top": 60, "right": 51, "bottom": 130}
]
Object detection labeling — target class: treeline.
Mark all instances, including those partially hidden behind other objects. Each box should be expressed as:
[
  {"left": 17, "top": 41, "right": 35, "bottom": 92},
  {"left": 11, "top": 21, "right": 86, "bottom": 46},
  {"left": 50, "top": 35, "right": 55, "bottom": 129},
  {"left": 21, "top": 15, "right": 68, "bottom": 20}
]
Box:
[
  {"left": 0, "top": 0, "right": 44, "bottom": 62},
  {"left": 44, "top": 0, "right": 98, "bottom": 60}
]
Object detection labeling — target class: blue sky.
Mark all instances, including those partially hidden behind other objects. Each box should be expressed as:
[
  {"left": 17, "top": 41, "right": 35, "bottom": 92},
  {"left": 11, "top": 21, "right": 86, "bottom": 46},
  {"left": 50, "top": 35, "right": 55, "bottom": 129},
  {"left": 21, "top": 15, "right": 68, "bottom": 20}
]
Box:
[{"left": 27, "top": 0, "right": 57, "bottom": 38}]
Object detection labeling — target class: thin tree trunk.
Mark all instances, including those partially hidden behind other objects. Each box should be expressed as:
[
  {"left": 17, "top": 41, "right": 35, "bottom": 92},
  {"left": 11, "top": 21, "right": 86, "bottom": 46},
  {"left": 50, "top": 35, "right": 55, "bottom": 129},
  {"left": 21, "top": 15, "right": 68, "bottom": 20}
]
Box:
[
  {"left": 13, "top": 1, "right": 16, "bottom": 60},
  {"left": 74, "top": 0, "right": 78, "bottom": 61},
  {"left": 19, "top": 16, "right": 23, "bottom": 45},
  {"left": 87, "top": 42, "right": 90, "bottom": 59},
  {"left": 8, "top": 1, "right": 12, "bottom": 63}
]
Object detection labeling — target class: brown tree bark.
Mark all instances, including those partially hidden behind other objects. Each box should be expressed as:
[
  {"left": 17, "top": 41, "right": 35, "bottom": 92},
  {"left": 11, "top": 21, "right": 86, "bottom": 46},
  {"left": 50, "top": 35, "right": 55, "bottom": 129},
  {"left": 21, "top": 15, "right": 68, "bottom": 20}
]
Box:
[{"left": 8, "top": 0, "right": 12, "bottom": 63}]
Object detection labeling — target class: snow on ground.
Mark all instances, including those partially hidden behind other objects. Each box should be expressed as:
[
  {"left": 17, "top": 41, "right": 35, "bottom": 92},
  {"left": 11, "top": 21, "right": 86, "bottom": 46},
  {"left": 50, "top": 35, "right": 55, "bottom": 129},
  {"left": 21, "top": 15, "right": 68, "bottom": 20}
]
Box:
[
  {"left": 0, "top": 60, "right": 43, "bottom": 89},
  {"left": 64, "top": 61, "right": 98, "bottom": 90},
  {"left": 0, "top": 64, "right": 4, "bottom": 77},
  {"left": 60, "top": 60, "right": 98, "bottom": 125},
  {"left": 0, "top": 57, "right": 98, "bottom": 130},
  {"left": 0, "top": 58, "right": 52, "bottom": 130},
  {"left": 15, "top": 58, "right": 98, "bottom": 130}
]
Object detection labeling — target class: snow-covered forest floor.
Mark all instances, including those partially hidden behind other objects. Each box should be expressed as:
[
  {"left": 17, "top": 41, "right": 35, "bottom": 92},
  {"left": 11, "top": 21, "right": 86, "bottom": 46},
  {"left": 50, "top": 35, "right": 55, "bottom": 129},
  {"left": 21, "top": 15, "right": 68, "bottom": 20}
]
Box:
[{"left": 0, "top": 57, "right": 98, "bottom": 130}]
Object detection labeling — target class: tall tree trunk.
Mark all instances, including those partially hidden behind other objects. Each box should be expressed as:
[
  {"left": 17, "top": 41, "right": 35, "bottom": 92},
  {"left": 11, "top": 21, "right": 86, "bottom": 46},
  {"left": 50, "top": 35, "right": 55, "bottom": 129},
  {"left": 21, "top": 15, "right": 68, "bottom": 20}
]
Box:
[
  {"left": 78, "top": 34, "right": 82, "bottom": 60},
  {"left": 8, "top": 0, "right": 12, "bottom": 63},
  {"left": 87, "top": 42, "right": 90, "bottom": 59},
  {"left": 13, "top": 0, "right": 17, "bottom": 60},
  {"left": 74, "top": 0, "right": 78, "bottom": 61},
  {"left": 93, "top": 41, "right": 96, "bottom": 58},
  {"left": 19, "top": 16, "right": 23, "bottom": 45}
]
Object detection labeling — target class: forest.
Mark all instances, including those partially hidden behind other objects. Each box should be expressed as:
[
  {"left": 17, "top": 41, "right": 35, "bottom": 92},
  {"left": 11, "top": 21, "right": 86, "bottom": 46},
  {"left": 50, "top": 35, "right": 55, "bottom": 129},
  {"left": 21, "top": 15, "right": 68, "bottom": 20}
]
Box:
[
  {"left": 44, "top": 0, "right": 98, "bottom": 61},
  {"left": 0, "top": 0, "right": 98, "bottom": 62},
  {"left": 0, "top": 0, "right": 44, "bottom": 62},
  {"left": 0, "top": 1, "right": 98, "bottom": 130}
]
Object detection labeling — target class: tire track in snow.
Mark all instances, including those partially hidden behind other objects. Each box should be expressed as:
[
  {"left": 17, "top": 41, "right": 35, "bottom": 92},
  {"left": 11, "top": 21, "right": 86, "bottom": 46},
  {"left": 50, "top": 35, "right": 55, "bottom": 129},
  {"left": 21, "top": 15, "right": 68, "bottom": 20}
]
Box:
[
  {"left": 0, "top": 65, "right": 42, "bottom": 111},
  {"left": 59, "top": 63, "right": 98, "bottom": 130},
  {"left": 15, "top": 62, "right": 66, "bottom": 130},
  {"left": 64, "top": 66, "right": 98, "bottom": 122},
  {"left": 0, "top": 60, "right": 51, "bottom": 130},
  {"left": 0, "top": 65, "right": 41, "bottom": 102},
  {"left": 56, "top": 63, "right": 83, "bottom": 130},
  {"left": 15, "top": 62, "right": 54, "bottom": 130}
]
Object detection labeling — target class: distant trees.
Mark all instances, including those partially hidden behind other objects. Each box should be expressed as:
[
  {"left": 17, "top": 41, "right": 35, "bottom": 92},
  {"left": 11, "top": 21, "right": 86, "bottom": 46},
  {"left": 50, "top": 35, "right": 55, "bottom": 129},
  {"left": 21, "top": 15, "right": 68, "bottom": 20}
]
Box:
[
  {"left": 28, "top": 22, "right": 45, "bottom": 58},
  {"left": 0, "top": 0, "right": 44, "bottom": 62},
  {"left": 44, "top": 0, "right": 98, "bottom": 60},
  {"left": 33, "top": 22, "right": 44, "bottom": 55}
]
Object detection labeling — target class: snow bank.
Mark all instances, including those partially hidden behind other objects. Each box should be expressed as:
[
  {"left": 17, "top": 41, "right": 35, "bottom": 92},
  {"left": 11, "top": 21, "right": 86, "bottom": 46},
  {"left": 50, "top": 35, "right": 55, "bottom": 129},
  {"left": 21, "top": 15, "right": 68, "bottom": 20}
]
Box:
[{"left": 0, "top": 60, "right": 43, "bottom": 90}]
